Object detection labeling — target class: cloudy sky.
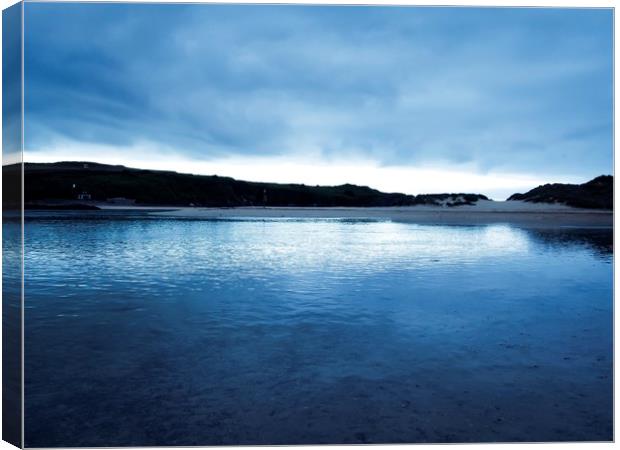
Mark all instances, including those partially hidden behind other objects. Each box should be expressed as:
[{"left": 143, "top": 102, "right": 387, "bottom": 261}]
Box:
[{"left": 24, "top": 4, "right": 612, "bottom": 199}]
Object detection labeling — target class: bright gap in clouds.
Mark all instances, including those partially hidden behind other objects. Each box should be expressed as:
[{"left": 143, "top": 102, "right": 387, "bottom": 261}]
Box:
[{"left": 25, "top": 143, "right": 582, "bottom": 201}]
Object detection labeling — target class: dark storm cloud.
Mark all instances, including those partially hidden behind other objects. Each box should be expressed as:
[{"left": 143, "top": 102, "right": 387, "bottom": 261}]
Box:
[{"left": 24, "top": 4, "right": 613, "bottom": 176}]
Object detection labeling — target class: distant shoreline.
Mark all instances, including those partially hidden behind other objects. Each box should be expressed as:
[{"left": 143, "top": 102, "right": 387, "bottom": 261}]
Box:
[
  {"left": 16, "top": 162, "right": 612, "bottom": 211},
  {"left": 141, "top": 201, "right": 613, "bottom": 228}
]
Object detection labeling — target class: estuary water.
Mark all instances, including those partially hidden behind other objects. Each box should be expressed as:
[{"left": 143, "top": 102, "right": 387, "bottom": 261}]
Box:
[{"left": 21, "top": 211, "right": 612, "bottom": 446}]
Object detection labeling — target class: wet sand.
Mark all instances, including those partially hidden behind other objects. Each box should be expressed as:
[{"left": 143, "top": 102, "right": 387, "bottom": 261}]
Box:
[
  {"left": 23, "top": 213, "right": 612, "bottom": 445},
  {"left": 145, "top": 201, "right": 613, "bottom": 228}
]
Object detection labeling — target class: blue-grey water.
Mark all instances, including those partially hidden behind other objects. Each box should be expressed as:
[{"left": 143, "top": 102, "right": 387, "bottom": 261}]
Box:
[{"left": 20, "top": 211, "right": 612, "bottom": 446}]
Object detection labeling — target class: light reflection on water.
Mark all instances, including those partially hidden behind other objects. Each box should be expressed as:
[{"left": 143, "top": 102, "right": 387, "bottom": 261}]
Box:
[{"left": 21, "top": 212, "right": 612, "bottom": 446}]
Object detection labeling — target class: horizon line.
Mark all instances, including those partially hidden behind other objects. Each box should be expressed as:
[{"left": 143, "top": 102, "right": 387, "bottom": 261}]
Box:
[{"left": 15, "top": 159, "right": 613, "bottom": 201}]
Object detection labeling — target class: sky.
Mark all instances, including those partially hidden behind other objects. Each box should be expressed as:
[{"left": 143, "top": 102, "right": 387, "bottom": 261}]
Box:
[{"left": 23, "top": 4, "right": 613, "bottom": 199}]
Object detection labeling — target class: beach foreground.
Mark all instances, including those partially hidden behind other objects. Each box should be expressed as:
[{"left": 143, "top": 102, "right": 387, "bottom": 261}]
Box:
[
  {"left": 22, "top": 212, "right": 612, "bottom": 445},
  {"left": 147, "top": 200, "right": 613, "bottom": 227}
]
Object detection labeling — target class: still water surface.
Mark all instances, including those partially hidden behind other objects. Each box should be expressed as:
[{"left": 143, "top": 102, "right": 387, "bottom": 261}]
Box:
[{"left": 21, "top": 211, "right": 612, "bottom": 446}]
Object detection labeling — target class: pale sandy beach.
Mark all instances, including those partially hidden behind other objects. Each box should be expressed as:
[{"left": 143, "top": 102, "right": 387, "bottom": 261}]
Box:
[{"left": 143, "top": 200, "right": 613, "bottom": 227}]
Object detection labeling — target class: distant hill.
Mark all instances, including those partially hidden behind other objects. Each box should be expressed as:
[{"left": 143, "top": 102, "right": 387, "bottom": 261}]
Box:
[
  {"left": 20, "top": 162, "right": 488, "bottom": 208},
  {"left": 508, "top": 176, "right": 612, "bottom": 210}
]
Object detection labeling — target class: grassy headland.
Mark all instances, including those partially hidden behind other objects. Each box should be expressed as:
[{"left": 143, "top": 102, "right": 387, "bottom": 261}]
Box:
[{"left": 22, "top": 162, "right": 488, "bottom": 208}]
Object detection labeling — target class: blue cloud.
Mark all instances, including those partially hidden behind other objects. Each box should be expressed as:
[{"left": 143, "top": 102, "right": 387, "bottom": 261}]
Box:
[{"left": 24, "top": 4, "right": 613, "bottom": 178}]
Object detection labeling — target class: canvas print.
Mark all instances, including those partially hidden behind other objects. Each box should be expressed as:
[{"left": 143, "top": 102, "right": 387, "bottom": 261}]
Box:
[{"left": 2, "top": 2, "right": 614, "bottom": 447}]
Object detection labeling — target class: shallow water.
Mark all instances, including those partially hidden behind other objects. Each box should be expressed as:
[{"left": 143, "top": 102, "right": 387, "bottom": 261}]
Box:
[{"left": 21, "top": 211, "right": 612, "bottom": 446}]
